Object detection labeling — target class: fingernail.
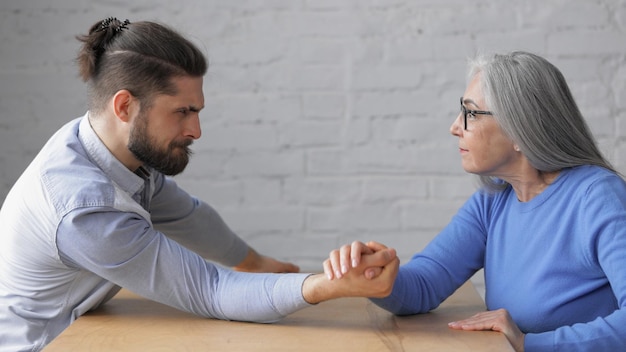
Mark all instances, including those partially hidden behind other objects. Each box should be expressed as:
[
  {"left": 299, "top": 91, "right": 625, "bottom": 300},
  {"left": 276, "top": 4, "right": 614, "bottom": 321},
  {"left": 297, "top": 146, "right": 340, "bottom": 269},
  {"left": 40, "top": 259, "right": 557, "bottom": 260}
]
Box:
[
  {"left": 341, "top": 265, "right": 348, "bottom": 274},
  {"left": 352, "top": 259, "right": 358, "bottom": 268},
  {"left": 335, "top": 270, "right": 342, "bottom": 279}
]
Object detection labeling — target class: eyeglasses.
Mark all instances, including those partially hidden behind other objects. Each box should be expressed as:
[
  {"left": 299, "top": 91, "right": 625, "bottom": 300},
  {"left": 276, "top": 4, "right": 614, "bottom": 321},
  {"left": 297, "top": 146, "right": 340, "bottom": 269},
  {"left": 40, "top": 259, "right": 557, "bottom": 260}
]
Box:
[{"left": 460, "top": 97, "right": 493, "bottom": 130}]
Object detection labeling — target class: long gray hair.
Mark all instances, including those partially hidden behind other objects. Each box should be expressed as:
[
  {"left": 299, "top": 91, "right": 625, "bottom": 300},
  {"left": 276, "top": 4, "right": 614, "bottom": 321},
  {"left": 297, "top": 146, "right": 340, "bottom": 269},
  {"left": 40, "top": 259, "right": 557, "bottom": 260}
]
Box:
[{"left": 469, "top": 51, "right": 616, "bottom": 191}]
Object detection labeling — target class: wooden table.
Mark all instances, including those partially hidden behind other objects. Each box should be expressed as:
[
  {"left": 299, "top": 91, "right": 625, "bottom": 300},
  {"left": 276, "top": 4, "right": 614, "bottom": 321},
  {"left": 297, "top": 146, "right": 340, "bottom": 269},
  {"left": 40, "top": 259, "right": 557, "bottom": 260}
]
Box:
[{"left": 45, "top": 281, "right": 513, "bottom": 351}]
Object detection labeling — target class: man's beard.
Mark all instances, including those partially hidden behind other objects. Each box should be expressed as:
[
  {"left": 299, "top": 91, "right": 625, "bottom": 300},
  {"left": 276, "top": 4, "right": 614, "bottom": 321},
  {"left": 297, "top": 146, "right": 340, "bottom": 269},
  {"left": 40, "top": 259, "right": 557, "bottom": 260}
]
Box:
[{"left": 128, "top": 111, "right": 193, "bottom": 176}]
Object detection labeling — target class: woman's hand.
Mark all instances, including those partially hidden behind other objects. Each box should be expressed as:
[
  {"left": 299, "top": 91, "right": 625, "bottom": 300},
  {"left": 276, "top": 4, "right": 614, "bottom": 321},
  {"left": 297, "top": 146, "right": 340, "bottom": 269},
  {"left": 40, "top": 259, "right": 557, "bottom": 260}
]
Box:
[{"left": 448, "top": 308, "right": 525, "bottom": 352}]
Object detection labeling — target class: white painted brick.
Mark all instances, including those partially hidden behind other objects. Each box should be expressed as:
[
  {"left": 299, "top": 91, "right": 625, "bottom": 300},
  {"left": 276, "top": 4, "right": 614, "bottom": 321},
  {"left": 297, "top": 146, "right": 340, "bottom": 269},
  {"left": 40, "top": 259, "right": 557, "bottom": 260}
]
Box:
[
  {"left": 1, "top": 0, "right": 624, "bottom": 265},
  {"left": 223, "top": 151, "right": 304, "bottom": 177},
  {"left": 289, "top": 66, "right": 345, "bottom": 91},
  {"left": 353, "top": 65, "right": 422, "bottom": 90},
  {"left": 294, "top": 11, "right": 361, "bottom": 36},
  {"left": 430, "top": 175, "right": 476, "bottom": 201},
  {"left": 474, "top": 30, "right": 547, "bottom": 55},
  {"left": 308, "top": 203, "right": 402, "bottom": 232},
  {"left": 304, "top": 0, "right": 359, "bottom": 11},
  {"left": 279, "top": 120, "right": 344, "bottom": 147},
  {"left": 209, "top": 94, "right": 300, "bottom": 123},
  {"left": 180, "top": 151, "right": 229, "bottom": 178},
  {"left": 220, "top": 207, "right": 304, "bottom": 233},
  {"left": 298, "top": 38, "right": 347, "bottom": 65},
  {"left": 520, "top": 0, "right": 610, "bottom": 29},
  {"left": 584, "top": 107, "right": 615, "bottom": 139},
  {"left": 241, "top": 179, "right": 282, "bottom": 206},
  {"left": 350, "top": 38, "right": 385, "bottom": 65},
  {"left": 362, "top": 177, "right": 428, "bottom": 202},
  {"left": 371, "top": 116, "right": 451, "bottom": 144},
  {"left": 547, "top": 30, "right": 626, "bottom": 56},
  {"left": 244, "top": 232, "right": 341, "bottom": 269},
  {"left": 353, "top": 91, "right": 432, "bottom": 116},
  {"left": 571, "top": 81, "right": 614, "bottom": 115},
  {"left": 205, "top": 67, "right": 261, "bottom": 93},
  {"left": 343, "top": 117, "right": 371, "bottom": 145},
  {"left": 613, "top": 141, "right": 626, "bottom": 174},
  {"left": 207, "top": 0, "right": 300, "bottom": 11},
  {"left": 402, "top": 200, "right": 462, "bottom": 230},
  {"left": 200, "top": 124, "right": 279, "bottom": 151},
  {"left": 556, "top": 58, "right": 605, "bottom": 83},
  {"left": 283, "top": 178, "right": 361, "bottom": 205},
  {"left": 302, "top": 93, "right": 345, "bottom": 119},
  {"left": 245, "top": 11, "right": 302, "bottom": 37},
  {"left": 209, "top": 39, "right": 289, "bottom": 66},
  {"left": 616, "top": 111, "right": 626, "bottom": 139},
  {"left": 613, "top": 64, "right": 626, "bottom": 110}
]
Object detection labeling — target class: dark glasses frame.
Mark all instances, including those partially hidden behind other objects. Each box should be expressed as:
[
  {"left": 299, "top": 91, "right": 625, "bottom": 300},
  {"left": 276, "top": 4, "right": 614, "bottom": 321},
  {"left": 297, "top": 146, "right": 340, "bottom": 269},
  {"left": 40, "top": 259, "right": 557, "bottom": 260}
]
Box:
[{"left": 460, "top": 97, "right": 493, "bottom": 130}]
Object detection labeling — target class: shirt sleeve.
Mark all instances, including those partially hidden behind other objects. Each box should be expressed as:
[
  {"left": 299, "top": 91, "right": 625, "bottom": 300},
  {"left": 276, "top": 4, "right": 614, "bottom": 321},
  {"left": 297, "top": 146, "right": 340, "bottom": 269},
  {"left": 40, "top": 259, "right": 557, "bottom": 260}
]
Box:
[
  {"left": 148, "top": 173, "right": 249, "bottom": 267},
  {"left": 56, "top": 207, "right": 312, "bottom": 323},
  {"left": 524, "top": 174, "right": 626, "bottom": 351},
  {"left": 371, "top": 192, "right": 487, "bottom": 315}
]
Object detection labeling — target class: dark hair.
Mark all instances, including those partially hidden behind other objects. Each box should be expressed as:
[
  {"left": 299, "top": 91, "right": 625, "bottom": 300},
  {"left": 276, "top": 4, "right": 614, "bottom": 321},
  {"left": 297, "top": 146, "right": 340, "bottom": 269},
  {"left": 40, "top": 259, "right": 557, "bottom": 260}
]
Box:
[
  {"left": 76, "top": 18, "right": 207, "bottom": 113},
  {"left": 468, "top": 51, "right": 616, "bottom": 191}
]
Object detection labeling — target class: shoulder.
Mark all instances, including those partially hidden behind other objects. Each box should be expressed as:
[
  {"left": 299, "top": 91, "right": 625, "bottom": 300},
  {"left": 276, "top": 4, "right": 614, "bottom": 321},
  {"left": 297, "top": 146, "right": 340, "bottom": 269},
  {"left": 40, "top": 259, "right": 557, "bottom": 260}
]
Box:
[
  {"left": 562, "top": 165, "right": 626, "bottom": 197},
  {"left": 565, "top": 164, "right": 619, "bottom": 181},
  {"left": 37, "top": 120, "right": 116, "bottom": 215}
]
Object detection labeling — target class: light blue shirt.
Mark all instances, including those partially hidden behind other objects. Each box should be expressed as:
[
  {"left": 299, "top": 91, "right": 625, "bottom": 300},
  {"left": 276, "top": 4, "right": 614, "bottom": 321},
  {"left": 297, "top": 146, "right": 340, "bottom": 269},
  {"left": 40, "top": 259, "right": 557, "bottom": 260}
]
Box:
[{"left": 0, "top": 114, "right": 311, "bottom": 351}]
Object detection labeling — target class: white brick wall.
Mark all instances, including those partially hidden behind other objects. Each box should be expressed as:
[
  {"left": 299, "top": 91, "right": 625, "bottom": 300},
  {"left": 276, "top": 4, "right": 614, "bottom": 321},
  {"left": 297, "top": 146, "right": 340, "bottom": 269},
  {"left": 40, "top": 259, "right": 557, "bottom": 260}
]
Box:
[{"left": 1, "top": 1, "right": 625, "bottom": 296}]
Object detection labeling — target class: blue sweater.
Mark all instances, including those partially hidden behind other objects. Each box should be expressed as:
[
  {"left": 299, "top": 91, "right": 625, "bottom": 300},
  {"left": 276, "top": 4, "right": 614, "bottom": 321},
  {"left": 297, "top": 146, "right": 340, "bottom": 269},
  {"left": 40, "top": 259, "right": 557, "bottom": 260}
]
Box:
[{"left": 372, "top": 165, "right": 626, "bottom": 351}]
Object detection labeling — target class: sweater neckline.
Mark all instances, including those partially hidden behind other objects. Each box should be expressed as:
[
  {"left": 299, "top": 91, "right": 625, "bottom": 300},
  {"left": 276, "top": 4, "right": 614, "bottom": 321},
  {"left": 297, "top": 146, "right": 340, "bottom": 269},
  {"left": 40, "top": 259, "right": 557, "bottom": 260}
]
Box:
[{"left": 509, "top": 168, "right": 571, "bottom": 212}]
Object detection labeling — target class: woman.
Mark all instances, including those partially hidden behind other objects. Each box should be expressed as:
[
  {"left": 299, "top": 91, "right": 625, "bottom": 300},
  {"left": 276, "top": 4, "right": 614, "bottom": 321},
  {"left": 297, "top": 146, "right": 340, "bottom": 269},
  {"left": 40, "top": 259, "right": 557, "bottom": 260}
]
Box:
[{"left": 325, "top": 51, "right": 626, "bottom": 351}]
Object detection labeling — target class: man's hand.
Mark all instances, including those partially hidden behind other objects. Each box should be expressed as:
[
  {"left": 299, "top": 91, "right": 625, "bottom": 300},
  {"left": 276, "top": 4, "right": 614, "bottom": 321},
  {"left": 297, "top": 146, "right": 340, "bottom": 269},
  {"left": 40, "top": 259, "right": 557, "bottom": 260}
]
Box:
[
  {"left": 233, "top": 248, "right": 300, "bottom": 273},
  {"left": 448, "top": 309, "right": 525, "bottom": 352},
  {"left": 302, "top": 245, "right": 399, "bottom": 304}
]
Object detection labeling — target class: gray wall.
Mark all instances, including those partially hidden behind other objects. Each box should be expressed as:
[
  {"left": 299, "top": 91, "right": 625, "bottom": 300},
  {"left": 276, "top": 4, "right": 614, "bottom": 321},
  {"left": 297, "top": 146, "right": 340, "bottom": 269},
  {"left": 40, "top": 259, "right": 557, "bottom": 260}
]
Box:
[{"left": 1, "top": 1, "right": 625, "bottom": 292}]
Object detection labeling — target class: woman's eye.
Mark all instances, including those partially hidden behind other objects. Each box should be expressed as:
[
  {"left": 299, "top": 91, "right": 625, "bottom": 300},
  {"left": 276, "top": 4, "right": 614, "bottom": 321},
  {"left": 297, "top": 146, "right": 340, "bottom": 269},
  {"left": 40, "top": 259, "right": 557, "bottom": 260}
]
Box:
[{"left": 467, "top": 112, "right": 477, "bottom": 119}]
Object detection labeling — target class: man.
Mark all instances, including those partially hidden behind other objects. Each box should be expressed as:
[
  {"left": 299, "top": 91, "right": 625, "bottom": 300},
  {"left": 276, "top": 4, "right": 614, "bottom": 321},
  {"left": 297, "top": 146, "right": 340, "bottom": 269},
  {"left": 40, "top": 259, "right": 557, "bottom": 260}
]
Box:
[{"left": 0, "top": 18, "right": 399, "bottom": 351}]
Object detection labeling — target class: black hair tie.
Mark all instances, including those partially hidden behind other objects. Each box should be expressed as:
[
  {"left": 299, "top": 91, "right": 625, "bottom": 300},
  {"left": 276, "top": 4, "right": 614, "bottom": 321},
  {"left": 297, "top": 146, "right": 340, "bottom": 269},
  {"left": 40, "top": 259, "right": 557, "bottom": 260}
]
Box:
[{"left": 96, "top": 17, "right": 130, "bottom": 33}]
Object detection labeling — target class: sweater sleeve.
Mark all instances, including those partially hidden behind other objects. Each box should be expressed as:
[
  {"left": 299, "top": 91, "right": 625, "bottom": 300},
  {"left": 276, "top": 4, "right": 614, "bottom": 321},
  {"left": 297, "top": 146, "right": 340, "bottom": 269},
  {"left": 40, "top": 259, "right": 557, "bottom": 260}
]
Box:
[
  {"left": 371, "top": 192, "right": 488, "bottom": 314},
  {"left": 524, "top": 174, "right": 626, "bottom": 351}
]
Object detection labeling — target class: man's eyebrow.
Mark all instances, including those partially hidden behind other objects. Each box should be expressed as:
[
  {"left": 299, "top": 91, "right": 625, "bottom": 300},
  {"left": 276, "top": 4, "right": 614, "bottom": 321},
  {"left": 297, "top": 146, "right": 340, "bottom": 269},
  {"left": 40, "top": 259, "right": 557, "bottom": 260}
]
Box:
[{"left": 184, "top": 105, "right": 203, "bottom": 112}]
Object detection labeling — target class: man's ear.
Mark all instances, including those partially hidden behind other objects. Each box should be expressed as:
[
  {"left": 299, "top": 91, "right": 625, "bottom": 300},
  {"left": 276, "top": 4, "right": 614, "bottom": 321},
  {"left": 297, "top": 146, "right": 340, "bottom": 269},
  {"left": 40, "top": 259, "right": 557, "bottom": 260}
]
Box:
[{"left": 111, "top": 90, "right": 136, "bottom": 123}]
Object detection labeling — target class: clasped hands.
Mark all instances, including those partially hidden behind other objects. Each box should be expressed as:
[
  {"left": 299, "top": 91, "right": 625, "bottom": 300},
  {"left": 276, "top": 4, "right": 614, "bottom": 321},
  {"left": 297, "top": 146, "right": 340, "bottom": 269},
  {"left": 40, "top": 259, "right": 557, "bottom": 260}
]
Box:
[
  {"left": 323, "top": 240, "right": 396, "bottom": 282},
  {"left": 301, "top": 241, "right": 399, "bottom": 304}
]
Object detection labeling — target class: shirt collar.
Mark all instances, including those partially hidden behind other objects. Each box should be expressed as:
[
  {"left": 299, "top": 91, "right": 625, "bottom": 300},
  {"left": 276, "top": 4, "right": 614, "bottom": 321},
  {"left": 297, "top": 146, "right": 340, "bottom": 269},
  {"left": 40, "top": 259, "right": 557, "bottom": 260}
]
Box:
[{"left": 77, "top": 112, "right": 146, "bottom": 195}]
